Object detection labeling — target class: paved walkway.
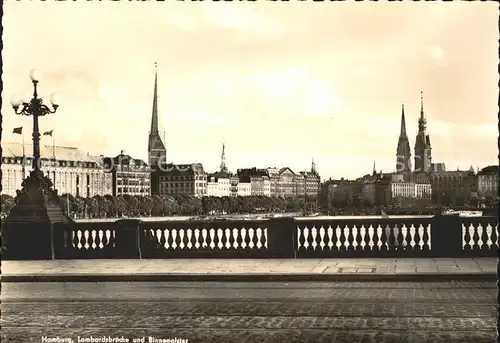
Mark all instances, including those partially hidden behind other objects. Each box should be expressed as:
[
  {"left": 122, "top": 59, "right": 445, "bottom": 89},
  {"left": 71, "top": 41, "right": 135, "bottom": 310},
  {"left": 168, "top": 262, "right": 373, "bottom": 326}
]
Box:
[
  {"left": 2, "top": 258, "right": 497, "bottom": 282},
  {"left": 1, "top": 281, "right": 497, "bottom": 343}
]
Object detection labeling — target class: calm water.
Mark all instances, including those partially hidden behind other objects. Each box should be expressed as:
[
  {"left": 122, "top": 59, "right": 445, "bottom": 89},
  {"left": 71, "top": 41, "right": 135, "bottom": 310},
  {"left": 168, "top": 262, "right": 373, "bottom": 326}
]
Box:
[{"left": 75, "top": 214, "right": 433, "bottom": 223}]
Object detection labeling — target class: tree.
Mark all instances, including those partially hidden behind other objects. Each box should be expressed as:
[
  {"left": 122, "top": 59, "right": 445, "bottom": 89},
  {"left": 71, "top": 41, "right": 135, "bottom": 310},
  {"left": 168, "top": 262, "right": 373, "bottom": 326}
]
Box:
[{"left": 1, "top": 194, "right": 16, "bottom": 218}]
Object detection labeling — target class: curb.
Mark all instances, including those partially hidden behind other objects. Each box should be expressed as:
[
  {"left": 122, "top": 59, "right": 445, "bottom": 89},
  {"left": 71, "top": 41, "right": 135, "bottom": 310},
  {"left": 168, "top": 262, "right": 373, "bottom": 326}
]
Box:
[{"left": 1, "top": 273, "right": 497, "bottom": 282}]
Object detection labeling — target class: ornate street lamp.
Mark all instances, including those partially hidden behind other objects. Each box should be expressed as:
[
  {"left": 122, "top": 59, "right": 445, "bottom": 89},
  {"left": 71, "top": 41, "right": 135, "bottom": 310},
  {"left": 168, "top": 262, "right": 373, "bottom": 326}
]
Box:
[
  {"left": 3, "top": 69, "right": 72, "bottom": 260},
  {"left": 10, "top": 69, "right": 59, "bottom": 174}
]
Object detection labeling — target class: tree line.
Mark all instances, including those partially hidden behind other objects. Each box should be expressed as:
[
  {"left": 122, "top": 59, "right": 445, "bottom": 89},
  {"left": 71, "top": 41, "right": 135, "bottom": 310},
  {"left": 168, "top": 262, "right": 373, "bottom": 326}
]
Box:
[{"left": 0, "top": 194, "right": 320, "bottom": 219}]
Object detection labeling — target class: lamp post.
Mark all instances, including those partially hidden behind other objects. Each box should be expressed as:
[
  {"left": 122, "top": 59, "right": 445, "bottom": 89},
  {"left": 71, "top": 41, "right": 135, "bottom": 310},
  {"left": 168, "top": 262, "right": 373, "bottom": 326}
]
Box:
[{"left": 10, "top": 69, "right": 59, "bottom": 176}]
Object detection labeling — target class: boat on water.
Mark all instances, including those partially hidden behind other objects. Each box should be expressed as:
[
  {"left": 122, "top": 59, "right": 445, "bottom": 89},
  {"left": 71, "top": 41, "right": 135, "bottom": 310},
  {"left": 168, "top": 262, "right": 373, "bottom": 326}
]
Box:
[{"left": 441, "top": 209, "right": 483, "bottom": 217}]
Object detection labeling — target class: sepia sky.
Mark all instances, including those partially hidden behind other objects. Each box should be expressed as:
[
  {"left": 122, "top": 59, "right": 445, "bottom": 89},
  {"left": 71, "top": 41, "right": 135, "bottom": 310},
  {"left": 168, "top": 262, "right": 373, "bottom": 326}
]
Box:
[{"left": 2, "top": 1, "right": 498, "bottom": 180}]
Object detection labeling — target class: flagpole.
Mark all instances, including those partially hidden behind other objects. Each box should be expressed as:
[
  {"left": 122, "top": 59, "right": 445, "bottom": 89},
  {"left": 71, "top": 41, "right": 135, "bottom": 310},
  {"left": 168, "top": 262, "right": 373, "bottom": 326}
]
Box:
[{"left": 52, "top": 131, "right": 55, "bottom": 159}]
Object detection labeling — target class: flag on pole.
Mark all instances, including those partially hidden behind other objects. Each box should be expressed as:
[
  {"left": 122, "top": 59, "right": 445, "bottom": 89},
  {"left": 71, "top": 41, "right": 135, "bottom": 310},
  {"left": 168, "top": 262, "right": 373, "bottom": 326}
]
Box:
[
  {"left": 381, "top": 208, "right": 390, "bottom": 219},
  {"left": 13, "top": 127, "right": 23, "bottom": 135},
  {"left": 43, "top": 129, "right": 54, "bottom": 136}
]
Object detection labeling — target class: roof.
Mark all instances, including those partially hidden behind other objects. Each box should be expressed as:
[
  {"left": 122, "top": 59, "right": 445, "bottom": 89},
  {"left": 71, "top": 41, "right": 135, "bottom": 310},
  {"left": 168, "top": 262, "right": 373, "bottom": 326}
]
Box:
[
  {"left": 2, "top": 142, "right": 99, "bottom": 163},
  {"left": 478, "top": 165, "right": 499, "bottom": 175},
  {"left": 207, "top": 171, "right": 231, "bottom": 182},
  {"left": 104, "top": 153, "right": 148, "bottom": 167}
]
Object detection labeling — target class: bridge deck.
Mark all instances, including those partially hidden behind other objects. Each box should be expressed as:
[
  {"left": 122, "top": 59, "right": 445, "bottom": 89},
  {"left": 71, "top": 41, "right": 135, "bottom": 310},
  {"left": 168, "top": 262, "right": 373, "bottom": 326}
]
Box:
[{"left": 2, "top": 258, "right": 497, "bottom": 282}]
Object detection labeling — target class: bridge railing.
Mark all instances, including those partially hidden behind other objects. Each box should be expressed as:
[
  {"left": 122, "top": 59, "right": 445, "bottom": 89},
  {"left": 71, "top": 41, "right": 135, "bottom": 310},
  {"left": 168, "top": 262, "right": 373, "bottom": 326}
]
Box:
[{"left": 2, "top": 216, "right": 498, "bottom": 260}]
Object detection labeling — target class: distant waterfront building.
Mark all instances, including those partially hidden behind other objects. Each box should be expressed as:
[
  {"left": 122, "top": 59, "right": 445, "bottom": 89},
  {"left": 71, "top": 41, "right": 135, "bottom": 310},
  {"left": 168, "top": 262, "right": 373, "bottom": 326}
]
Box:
[
  {"left": 1, "top": 142, "right": 112, "bottom": 197},
  {"left": 430, "top": 169, "right": 477, "bottom": 205},
  {"left": 477, "top": 165, "right": 499, "bottom": 199},
  {"left": 237, "top": 168, "right": 271, "bottom": 196},
  {"left": 103, "top": 151, "right": 150, "bottom": 196},
  {"left": 277, "top": 167, "right": 295, "bottom": 197},
  {"left": 414, "top": 92, "right": 432, "bottom": 173},
  {"left": 301, "top": 159, "right": 321, "bottom": 198},
  {"left": 389, "top": 174, "right": 431, "bottom": 201},
  {"left": 153, "top": 163, "right": 207, "bottom": 197},
  {"left": 206, "top": 172, "right": 231, "bottom": 197}
]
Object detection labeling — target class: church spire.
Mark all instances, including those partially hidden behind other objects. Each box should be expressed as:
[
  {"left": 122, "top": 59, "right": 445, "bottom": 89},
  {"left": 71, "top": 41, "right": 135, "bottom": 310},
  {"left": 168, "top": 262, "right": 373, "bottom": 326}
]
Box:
[
  {"left": 419, "top": 90, "right": 426, "bottom": 122},
  {"left": 396, "top": 102, "right": 411, "bottom": 174},
  {"left": 148, "top": 62, "right": 167, "bottom": 169},
  {"left": 399, "top": 103, "right": 407, "bottom": 137},
  {"left": 311, "top": 157, "right": 316, "bottom": 174},
  {"left": 150, "top": 62, "right": 159, "bottom": 134},
  {"left": 219, "top": 141, "right": 228, "bottom": 173},
  {"left": 373, "top": 160, "right": 376, "bottom": 175}
]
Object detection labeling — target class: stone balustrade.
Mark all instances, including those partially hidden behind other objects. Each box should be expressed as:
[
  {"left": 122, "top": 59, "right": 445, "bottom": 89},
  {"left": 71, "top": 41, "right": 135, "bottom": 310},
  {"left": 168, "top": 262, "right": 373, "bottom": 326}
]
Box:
[{"left": 2, "top": 215, "right": 498, "bottom": 260}]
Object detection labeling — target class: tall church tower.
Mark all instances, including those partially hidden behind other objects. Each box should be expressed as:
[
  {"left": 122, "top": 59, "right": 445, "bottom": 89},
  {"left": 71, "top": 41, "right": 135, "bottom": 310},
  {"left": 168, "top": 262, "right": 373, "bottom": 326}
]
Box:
[
  {"left": 396, "top": 103, "right": 412, "bottom": 174},
  {"left": 148, "top": 63, "right": 167, "bottom": 170},
  {"left": 414, "top": 91, "right": 432, "bottom": 173},
  {"left": 219, "top": 142, "right": 228, "bottom": 173}
]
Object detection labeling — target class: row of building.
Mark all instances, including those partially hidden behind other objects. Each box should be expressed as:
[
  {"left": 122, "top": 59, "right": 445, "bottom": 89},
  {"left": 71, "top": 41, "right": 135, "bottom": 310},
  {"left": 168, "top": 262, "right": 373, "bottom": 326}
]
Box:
[
  {"left": 0, "top": 143, "right": 321, "bottom": 199},
  {"left": 325, "top": 164, "right": 498, "bottom": 207}
]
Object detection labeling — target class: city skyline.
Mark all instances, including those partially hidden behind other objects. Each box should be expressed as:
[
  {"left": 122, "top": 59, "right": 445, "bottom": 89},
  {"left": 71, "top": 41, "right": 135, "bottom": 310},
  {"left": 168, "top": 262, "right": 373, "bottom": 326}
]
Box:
[{"left": 2, "top": 1, "right": 498, "bottom": 180}]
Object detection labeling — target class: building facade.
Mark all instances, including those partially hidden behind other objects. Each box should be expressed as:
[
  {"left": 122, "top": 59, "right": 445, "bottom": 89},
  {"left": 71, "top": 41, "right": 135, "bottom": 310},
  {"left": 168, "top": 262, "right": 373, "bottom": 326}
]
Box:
[
  {"left": 154, "top": 163, "right": 207, "bottom": 197},
  {"left": 237, "top": 168, "right": 272, "bottom": 196},
  {"left": 103, "top": 151, "right": 150, "bottom": 196},
  {"left": 431, "top": 169, "right": 477, "bottom": 205},
  {"left": 477, "top": 165, "right": 499, "bottom": 199},
  {"left": 206, "top": 172, "right": 231, "bottom": 197},
  {"left": 1, "top": 142, "right": 112, "bottom": 197},
  {"left": 277, "top": 167, "right": 295, "bottom": 197}
]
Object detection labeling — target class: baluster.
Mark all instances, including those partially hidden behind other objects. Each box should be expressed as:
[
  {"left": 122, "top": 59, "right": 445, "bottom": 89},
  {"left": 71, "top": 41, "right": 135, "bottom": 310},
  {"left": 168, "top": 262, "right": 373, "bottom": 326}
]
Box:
[
  {"left": 413, "top": 225, "right": 422, "bottom": 251},
  {"left": 372, "top": 225, "right": 380, "bottom": 251},
  {"left": 405, "top": 225, "right": 414, "bottom": 251},
  {"left": 311, "top": 226, "right": 318, "bottom": 251},
  {"left": 314, "top": 226, "right": 323, "bottom": 251},
  {"left": 355, "top": 225, "right": 363, "bottom": 251},
  {"left": 244, "top": 228, "right": 252, "bottom": 250},
  {"left": 363, "top": 225, "right": 371, "bottom": 251},
  {"left": 162, "top": 229, "right": 170, "bottom": 250},
  {"left": 421, "top": 225, "right": 430, "bottom": 251},
  {"left": 472, "top": 225, "right": 480, "bottom": 251},
  {"left": 463, "top": 224, "right": 472, "bottom": 251},
  {"left": 219, "top": 227, "right": 229, "bottom": 250},
  {"left": 95, "top": 229, "right": 102, "bottom": 251},
  {"left": 331, "top": 225, "right": 339, "bottom": 251},
  {"left": 183, "top": 228, "right": 190, "bottom": 249},
  {"left": 490, "top": 223, "right": 498, "bottom": 252},
  {"left": 83, "top": 230, "right": 90, "bottom": 250},
  {"left": 326, "top": 226, "right": 335, "bottom": 251},
  {"left": 346, "top": 225, "right": 355, "bottom": 251},
  {"left": 216, "top": 228, "right": 224, "bottom": 250},
  {"left": 176, "top": 229, "right": 184, "bottom": 250},
  {"left": 251, "top": 227, "right": 259, "bottom": 249},
  {"left": 186, "top": 229, "right": 193, "bottom": 249},
  {"left": 232, "top": 228, "right": 239, "bottom": 249},
  {"left": 379, "top": 225, "right": 388, "bottom": 252},
  {"left": 318, "top": 226, "right": 326, "bottom": 251},
  {"left": 194, "top": 229, "right": 201, "bottom": 249},
  {"left": 209, "top": 228, "right": 216, "bottom": 249},
  {"left": 297, "top": 225, "right": 306, "bottom": 251},
  {"left": 480, "top": 223, "right": 489, "bottom": 251},
  {"left": 261, "top": 227, "right": 268, "bottom": 249},
  {"left": 170, "top": 229, "right": 179, "bottom": 250},
  {"left": 387, "top": 225, "right": 396, "bottom": 251},
  {"left": 338, "top": 224, "right": 347, "bottom": 251},
  {"left": 396, "top": 224, "right": 405, "bottom": 251}
]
